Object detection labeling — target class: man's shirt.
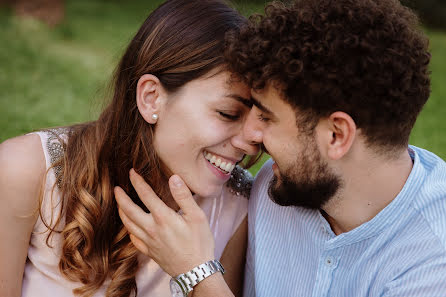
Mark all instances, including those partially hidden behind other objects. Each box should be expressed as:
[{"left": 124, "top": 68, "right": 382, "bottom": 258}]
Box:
[{"left": 244, "top": 146, "right": 446, "bottom": 297}]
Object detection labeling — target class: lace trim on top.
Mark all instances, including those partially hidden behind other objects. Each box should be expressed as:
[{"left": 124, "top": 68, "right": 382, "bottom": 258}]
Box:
[
  {"left": 225, "top": 165, "right": 253, "bottom": 199},
  {"left": 44, "top": 128, "right": 68, "bottom": 187}
]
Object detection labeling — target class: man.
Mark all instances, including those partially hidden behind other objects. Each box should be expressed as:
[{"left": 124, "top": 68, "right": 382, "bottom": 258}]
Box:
[
  {"left": 116, "top": 0, "right": 446, "bottom": 296},
  {"left": 223, "top": 0, "right": 446, "bottom": 296}
]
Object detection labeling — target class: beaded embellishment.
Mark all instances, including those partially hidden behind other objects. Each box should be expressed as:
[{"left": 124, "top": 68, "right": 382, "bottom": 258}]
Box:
[
  {"left": 226, "top": 165, "right": 253, "bottom": 199},
  {"left": 45, "top": 128, "right": 68, "bottom": 187}
]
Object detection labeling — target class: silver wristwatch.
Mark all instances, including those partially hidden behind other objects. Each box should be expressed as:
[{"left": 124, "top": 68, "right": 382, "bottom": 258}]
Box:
[{"left": 169, "top": 259, "right": 225, "bottom": 297}]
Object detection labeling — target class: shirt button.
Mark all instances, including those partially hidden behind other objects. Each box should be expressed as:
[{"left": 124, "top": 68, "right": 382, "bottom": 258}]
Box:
[{"left": 325, "top": 256, "right": 335, "bottom": 267}]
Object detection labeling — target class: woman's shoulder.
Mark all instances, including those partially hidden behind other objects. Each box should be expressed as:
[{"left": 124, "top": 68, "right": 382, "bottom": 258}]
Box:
[
  {"left": 1, "top": 128, "right": 68, "bottom": 173},
  {"left": 0, "top": 133, "right": 46, "bottom": 176},
  {"left": 0, "top": 133, "right": 46, "bottom": 213},
  {"left": 225, "top": 165, "right": 253, "bottom": 199}
]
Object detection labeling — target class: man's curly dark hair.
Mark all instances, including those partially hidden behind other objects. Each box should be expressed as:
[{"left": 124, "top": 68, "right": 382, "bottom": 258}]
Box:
[{"left": 225, "top": 0, "right": 431, "bottom": 151}]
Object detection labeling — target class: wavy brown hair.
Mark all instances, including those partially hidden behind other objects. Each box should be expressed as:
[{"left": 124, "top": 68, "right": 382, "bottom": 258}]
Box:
[
  {"left": 43, "top": 1, "right": 246, "bottom": 296},
  {"left": 225, "top": 0, "right": 431, "bottom": 152}
]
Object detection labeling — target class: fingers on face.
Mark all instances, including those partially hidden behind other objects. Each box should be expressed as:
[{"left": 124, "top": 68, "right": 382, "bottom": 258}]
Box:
[
  {"left": 115, "top": 191, "right": 162, "bottom": 257},
  {"left": 114, "top": 186, "right": 150, "bottom": 225},
  {"left": 114, "top": 186, "right": 159, "bottom": 240},
  {"left": 168, "top": 175, "right": 205, "bottom": 222},
  {"left": 129, "top": 169, "right": 171, "bottom": 220}
]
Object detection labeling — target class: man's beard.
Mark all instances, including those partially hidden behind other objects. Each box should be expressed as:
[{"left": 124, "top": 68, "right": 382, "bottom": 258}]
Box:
[{"left": 268, "top": 139, "right": 341, "bottom": 209}]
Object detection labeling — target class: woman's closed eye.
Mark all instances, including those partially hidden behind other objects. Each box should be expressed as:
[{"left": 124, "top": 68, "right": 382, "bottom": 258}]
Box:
[{"left": 218, "top": 111, "right": 241, "bottom": 121}]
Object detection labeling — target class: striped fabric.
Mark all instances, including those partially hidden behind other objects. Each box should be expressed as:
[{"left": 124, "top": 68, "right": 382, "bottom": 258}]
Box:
[{"left": 244, "top": 146, "right": 446, "bottom": 297}]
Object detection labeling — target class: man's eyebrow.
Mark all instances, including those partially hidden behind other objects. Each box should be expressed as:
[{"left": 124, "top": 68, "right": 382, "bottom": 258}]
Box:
[
  {"left": 250, "top": 96, "right": 273, "bottom": 115},
  {"left": 225, "top": 94, "right": 253, "bottom": 108}
]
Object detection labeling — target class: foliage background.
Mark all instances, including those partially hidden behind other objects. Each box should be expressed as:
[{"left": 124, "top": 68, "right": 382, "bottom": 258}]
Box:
[{"left": 0, "top": 0, "right": 445, "bottom": 175}]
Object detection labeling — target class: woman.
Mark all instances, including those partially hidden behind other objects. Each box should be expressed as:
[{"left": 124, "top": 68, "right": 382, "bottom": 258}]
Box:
[{"left": 0, "top": 1, "right": 259, "bottom": 296}]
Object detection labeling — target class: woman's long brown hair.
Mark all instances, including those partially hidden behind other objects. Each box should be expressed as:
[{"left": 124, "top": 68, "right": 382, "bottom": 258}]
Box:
[{"left": 43, "top": 1, "right": 246, "bottom": 296}]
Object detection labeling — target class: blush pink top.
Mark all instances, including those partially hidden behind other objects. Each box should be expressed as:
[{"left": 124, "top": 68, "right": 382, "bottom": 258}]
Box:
[{"left": 22, "top": 130, "right": 251, "bottom": 297}]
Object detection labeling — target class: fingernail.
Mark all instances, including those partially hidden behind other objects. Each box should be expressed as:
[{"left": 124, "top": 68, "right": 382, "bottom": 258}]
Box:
[
  {"left": 129, "top": 168, "right": 135, "bottom": 176},
  {"left": 171, "top": 175, "right": 183, "bottom": 187}
]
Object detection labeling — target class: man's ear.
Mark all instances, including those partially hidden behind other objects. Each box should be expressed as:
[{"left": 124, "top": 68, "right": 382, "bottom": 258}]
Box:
[
  {"left": 136, "top": 74, "right": 165, "bottom": 124},
  {"left": 320, "top": 111, "right": 356, "bottom": 160}
]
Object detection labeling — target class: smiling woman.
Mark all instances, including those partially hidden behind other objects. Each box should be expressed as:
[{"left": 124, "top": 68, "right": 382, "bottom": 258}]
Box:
[{"left": 0, "top": 1, "right": 260, "bottom": 297}]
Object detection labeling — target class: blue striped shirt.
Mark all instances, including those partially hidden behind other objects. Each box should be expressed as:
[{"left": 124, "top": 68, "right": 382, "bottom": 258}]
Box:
[{"left": 244, "top": 146, "right": 446, "bottom": 297}]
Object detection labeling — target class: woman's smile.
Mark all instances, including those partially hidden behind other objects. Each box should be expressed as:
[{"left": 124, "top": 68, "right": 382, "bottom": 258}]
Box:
[{"left": 203, "top": 150, "right": 241, "bottom": 181}]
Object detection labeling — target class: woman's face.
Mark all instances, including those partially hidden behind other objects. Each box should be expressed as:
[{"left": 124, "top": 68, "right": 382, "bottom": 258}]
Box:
[{"left": 152, "top": 71, "right": 258, "bottom": 198}]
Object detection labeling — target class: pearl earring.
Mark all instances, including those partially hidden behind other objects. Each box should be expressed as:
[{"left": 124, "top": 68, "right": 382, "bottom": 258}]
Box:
[{"left": 152, "top": 114, "right": 158, "bottom": 121}]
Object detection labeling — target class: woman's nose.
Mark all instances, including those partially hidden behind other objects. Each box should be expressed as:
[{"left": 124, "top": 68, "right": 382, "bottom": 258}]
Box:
[{"left": 243, "top": 108, "right": 263, "bottom": 145}]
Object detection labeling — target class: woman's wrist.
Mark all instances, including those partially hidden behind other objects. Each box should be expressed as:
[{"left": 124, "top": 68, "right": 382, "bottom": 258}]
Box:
[
  {"left": 192, "top": 272, "right": 234, "bottom": 297},
  {"left": 170, "top": 259, "right": 225, "bottom": 297}
]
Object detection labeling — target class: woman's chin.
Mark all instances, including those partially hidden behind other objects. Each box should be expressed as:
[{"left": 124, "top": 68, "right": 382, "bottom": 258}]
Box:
[{"left": 191, "top": 184, "right": 224, "bottom": 199}]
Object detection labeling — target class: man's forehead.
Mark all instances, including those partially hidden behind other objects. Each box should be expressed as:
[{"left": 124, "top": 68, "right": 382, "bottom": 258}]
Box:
[
  {"left": 251, "top": 81, "right": 285, "bottom": 98},
  {"left": 250, "top": 84, "right": 286, "bottom": 113}
]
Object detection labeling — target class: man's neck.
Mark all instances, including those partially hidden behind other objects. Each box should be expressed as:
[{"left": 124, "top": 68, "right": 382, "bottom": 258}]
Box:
[{"left": 322, "top": 149, "right": 414, "bottom": 235}]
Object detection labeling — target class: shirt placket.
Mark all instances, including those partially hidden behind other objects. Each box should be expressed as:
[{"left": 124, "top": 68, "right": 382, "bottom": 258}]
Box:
[{"left": 312, "top": 226, "right": 340, "bottom": 297}]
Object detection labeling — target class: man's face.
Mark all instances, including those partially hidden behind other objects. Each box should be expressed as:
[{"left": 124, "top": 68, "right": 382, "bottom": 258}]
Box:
[{"left": 245, "top": 85, "right": 341, "bottom": 209}]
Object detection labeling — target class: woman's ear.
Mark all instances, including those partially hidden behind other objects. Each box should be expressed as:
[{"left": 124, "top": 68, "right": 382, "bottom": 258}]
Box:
[
  {"left": 136, "top": 74, "right": 165, "bottom": 124},
  {"left": 322, "top": 111, "right": 357, "bottom": 160}
]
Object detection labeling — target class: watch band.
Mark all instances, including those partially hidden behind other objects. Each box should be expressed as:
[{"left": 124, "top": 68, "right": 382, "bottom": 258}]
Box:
[{"left": 173, "top": 259, "right": 225, "bottom": 295}]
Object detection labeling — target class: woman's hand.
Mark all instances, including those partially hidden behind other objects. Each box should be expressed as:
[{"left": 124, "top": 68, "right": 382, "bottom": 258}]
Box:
[{"left": 114, "top": 169, "right": 215, "bottom": 277}]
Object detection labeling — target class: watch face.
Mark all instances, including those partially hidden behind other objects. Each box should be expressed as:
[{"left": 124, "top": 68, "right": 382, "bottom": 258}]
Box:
[{"left": 170, "top": 278, "right": 185, "bottom": 297}]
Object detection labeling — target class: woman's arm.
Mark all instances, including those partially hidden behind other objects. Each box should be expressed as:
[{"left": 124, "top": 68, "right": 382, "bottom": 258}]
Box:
[
  {"left": 219, "top": 217, "right": 248, "bottom": 297},
  {"left": 0, "top": 135, "right": 45, "bottom": 297}
]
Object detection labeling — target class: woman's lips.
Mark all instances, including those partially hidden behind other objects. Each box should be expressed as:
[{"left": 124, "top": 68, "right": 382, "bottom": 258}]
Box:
[
  {"left": 203, "top": 150, "right": 236, "bottom": 173},
  {"left": 204, "top": 157, "right": 232, "bottom": 181},
  {"left": 203, "top": 150, "right": 240, "bottom": 181}
]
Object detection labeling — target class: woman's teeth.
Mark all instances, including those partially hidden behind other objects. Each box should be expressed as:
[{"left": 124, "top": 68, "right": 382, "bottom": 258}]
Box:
[{"left": 204, "top": 151, "right": 236, "bottom": 174}]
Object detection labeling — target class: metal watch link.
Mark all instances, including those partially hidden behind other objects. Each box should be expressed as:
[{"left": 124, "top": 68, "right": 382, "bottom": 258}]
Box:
[{"left": 169, "top": 259, "right": 225, "bottom": 297}]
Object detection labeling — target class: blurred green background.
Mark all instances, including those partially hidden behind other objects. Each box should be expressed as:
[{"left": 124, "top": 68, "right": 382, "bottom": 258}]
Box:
[{"left": 0, "top": 0, "right": 445, "bottom": 175}]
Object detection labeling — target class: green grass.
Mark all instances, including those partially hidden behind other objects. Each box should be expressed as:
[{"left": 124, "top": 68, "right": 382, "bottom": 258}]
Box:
[
  {"left": 409, "top": 29, "right": 446, "bottom": 155},
  {"left": 0, "top": 0, "right": 165, "bottom": 138},
  {"left": 1, "top": 0, "right": 445, "bottom": 174}
]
